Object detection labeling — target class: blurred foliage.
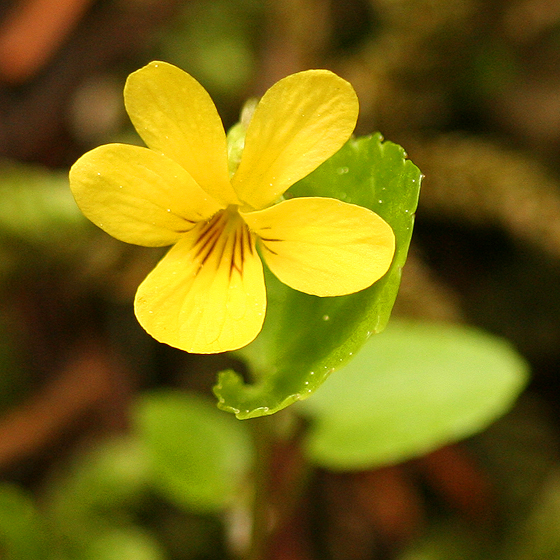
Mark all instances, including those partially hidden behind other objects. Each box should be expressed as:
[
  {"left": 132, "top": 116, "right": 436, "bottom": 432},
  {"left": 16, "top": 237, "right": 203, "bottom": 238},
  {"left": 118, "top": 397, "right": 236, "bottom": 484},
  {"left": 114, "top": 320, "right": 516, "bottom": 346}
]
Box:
[
  {"left": 133, "top": 391, "right": 254, "bottom": 512},
  {"left": 0, "top": 483, "right": 46, "bottom": 560},
  {"left": 0, "top": 0, "right": 560, "bottom": 559},
  {"left": 156, "top": 0, "right": 264, "bottom": 103},
  {"left": 299, "top": 320, "right": 528, "bottom": 470},
  {"left": 0, "top": 160, "right": 88, "bottom": 278}
]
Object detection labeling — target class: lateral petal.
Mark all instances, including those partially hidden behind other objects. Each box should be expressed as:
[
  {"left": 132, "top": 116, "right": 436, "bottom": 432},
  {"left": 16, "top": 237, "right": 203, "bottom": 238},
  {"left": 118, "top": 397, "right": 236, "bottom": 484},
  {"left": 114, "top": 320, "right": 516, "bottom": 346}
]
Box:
[
  {"left": 232, "top": 70, "right": 359, "bottom": 210},
  {"left": 124, "top": 61, "right": 239, "bottom": 206},
  {"left": 242, "top": 197, "right": 395, "bottom": 296},
  {"left": 70, "top": 143, "right": 222, "bottom": 247},
  {"left": 135, "top": 211, "right": 266, "bottom": 354}
]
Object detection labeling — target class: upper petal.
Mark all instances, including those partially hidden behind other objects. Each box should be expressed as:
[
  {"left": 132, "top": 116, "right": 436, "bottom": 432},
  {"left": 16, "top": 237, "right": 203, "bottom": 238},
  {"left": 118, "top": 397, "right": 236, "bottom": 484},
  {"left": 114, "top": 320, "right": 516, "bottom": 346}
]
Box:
[
  {"left": 242, "top": 197, "right": 395, "bottom": 296},
  {"left": 69, "top": 143, "right": 222, "bottom": 247},
  {"left": 232, "top": 70, "right": 359, "bottom": 210},
  {"left": 135, "top": 210, "right": 266, "bottom": 354},
  {"left": 124, "top": 61, "right": 239, "bottom": 206}
]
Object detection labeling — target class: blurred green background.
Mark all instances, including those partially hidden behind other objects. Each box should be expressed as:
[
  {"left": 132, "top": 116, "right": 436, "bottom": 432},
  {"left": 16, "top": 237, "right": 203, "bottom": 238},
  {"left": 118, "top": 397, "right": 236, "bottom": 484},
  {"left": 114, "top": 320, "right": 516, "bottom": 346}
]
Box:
[{"left": 1, "top": 0, "right": 560, "bottom": 559}]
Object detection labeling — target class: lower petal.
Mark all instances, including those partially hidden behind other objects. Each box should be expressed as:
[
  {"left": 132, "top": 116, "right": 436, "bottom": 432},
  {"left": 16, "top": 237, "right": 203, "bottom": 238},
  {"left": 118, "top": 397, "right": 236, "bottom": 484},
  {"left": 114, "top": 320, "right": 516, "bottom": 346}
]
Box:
[
  {"left": 134, "top": 211, "right": 266, "bottom": 354},
  {"left": 242, "top": 197, "right": 395, "bottom": 297}
]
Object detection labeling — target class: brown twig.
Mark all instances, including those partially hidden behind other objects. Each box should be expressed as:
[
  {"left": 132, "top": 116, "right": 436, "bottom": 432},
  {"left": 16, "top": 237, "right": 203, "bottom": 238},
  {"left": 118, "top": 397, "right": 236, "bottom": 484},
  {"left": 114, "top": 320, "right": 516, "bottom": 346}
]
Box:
[
  {"left": 0, "top": 340, "right": 131, "bottom": 472},
  {"left": 0, "top": 0, "right": 95, "bottom": 84}
]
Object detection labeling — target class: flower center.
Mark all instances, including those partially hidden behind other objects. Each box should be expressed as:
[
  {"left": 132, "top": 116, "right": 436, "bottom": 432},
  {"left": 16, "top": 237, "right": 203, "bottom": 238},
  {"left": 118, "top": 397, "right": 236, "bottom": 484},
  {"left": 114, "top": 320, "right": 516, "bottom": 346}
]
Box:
[{"left": 191, "top": 206, "right": 254, "bottom": 278}]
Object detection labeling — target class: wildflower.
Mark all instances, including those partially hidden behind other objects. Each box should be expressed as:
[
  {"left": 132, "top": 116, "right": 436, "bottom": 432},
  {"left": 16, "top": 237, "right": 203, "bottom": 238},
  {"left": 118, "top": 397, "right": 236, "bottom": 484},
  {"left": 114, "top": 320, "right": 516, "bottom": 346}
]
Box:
[{"left": 70, "top": 62, "right": 395, "bottom": 354}]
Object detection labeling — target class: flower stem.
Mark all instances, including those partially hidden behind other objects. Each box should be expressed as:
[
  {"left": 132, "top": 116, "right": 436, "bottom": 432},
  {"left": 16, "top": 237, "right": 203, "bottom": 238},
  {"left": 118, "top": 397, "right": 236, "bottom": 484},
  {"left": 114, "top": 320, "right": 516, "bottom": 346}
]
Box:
[{"left": 247, "top": 415, "right": 274, "bottom": 560}]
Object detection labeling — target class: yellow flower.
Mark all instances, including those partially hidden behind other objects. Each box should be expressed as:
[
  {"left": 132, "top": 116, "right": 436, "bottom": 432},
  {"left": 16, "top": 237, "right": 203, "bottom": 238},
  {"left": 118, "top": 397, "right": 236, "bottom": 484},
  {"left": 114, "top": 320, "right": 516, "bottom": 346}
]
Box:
[{"left": 70, "top": 61, "right": 395, "bottom": 354}]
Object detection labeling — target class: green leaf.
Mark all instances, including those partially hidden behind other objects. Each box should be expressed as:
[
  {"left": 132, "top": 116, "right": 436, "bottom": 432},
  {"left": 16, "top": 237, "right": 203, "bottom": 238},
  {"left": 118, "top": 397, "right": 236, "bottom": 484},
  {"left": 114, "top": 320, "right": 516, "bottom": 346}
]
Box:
[
  {"left": 0, "top": 483, "right": 47, "bottom": 560},
  {"left": 158, "top": 0, "right": 261, "bottom": 97},
  {"left": 298, "top": 321, "right": 529, "bottom": 470},
  {"left": 132, "top": 391, "right": 253, "bottom": 512},
  {"left": 397, "top": 521, "right": 493, "bottom": 560},
  {"left": 0, "top": 160, "right": 87, "bottom": 246},
  {"left": 214, "top": 134, "right": 421, "bottom": 418},
  {"left": 507, "top": 471, "right": 560, "bottom": 560},
  {"left": 51, "top": 437, "right": 150, "bottom": 515},
  {"left": 83, "top": 528, "right": 167, "bottom": 560},
  {"left": 45, "top": 438, "right": 152, "bottom": 559}
]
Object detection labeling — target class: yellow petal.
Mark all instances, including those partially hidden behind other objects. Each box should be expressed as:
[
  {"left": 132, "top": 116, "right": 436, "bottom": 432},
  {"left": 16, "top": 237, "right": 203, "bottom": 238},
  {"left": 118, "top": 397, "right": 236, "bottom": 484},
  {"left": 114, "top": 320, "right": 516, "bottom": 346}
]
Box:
[
  {"left": 124, "top": 61, "right": 239, "bottom": 206},
  {"left": 232, "top": 70, "right": 359, "bottom": 210},
  {"left": 242, "top": 197, "right": 395, "bottom": 296},
  {"left": 70, "top": 143, "right": 222, "bottom": 247},
  {"left": 135, "top": 210, "right": 266, "bottom": 354}
]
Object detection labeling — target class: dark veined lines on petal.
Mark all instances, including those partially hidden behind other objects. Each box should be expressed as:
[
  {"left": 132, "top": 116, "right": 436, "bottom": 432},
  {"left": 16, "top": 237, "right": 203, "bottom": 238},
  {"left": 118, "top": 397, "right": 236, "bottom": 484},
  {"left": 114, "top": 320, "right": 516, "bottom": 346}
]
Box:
[
  {"left": 190, "top": 208, "right": 255, "bottom": 280},
  {"left": 229, "top": 224, "right": 255, "bottom": 279},
  {"left": 259, "top": 236, "right": 283, "bottom": 256},
  {"left": 173, "top": 215, "right": 198, "bottom": 234},
  {"left": 162, "top": 206, "right": 203, "bottom": 234},
  {"left": 193, "top": 213, "right": 225, "bottom": 263},
  {"left": 230, "top": 226, "right": 244, "bottom": 278}
]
